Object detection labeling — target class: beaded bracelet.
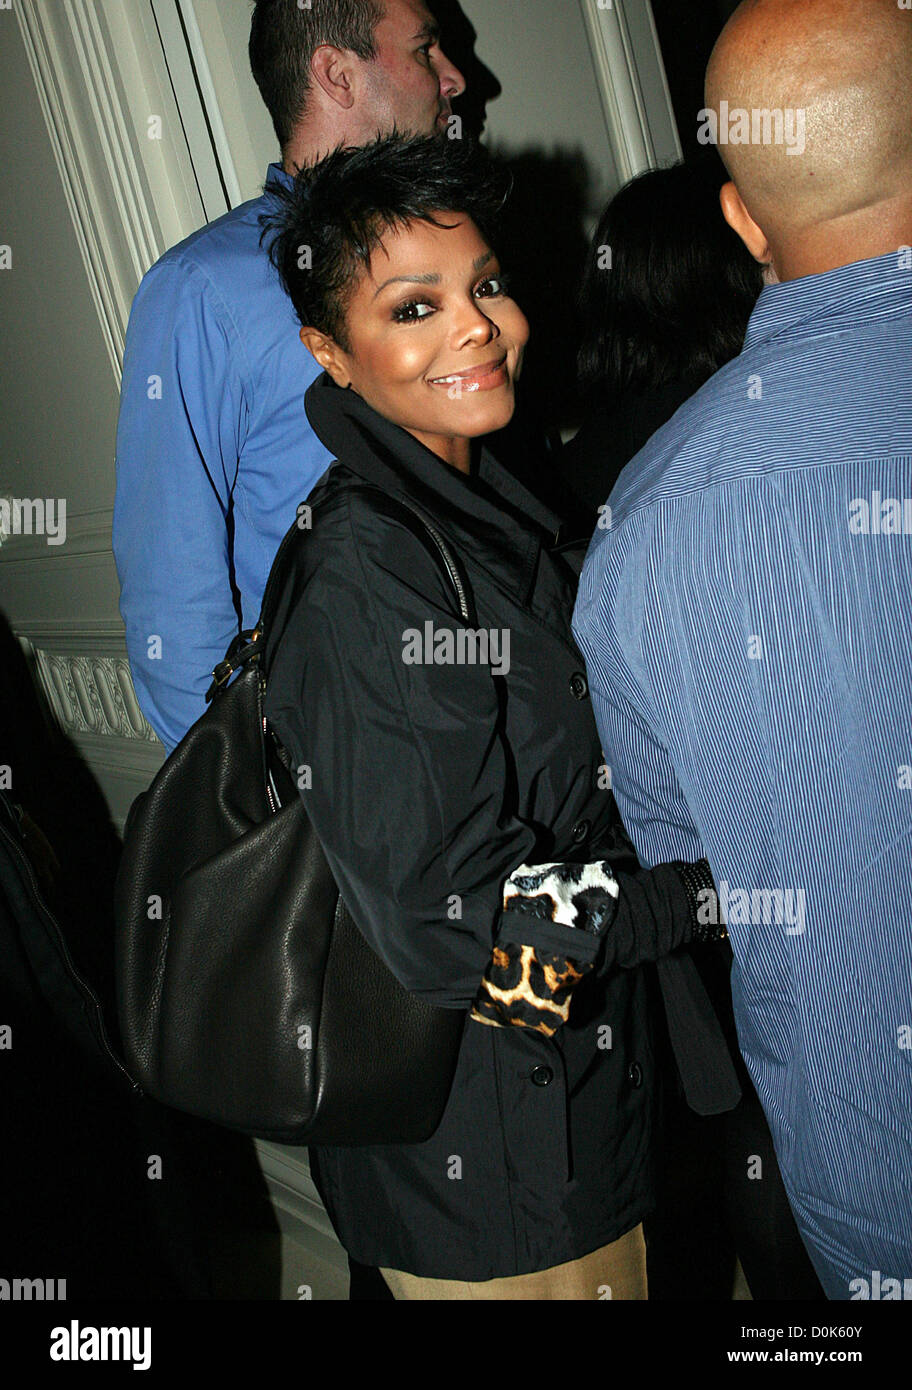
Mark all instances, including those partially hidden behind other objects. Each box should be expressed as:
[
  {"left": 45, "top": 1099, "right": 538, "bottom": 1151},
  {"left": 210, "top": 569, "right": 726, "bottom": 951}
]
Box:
[{"left": 671, "top": 858, "right": 729, "bottom": 943}]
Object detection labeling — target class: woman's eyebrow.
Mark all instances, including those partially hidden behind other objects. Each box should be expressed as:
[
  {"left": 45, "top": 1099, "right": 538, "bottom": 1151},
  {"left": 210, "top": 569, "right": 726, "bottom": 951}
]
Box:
[
  {"left": 372, "top": 253, "right": 496, "bottom": 298},
  {"left": 373, "top": 272, "right": 441, "bottom": 298}
]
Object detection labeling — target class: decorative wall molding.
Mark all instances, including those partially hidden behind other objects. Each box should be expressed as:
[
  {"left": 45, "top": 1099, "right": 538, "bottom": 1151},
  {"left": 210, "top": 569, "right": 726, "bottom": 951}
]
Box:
[
  {"left": 14, "top": 0, "right": 210, "bottom": 383},
  {"left": 0, "top": 505, "right": 115, "bottom": 562},
  {"left": 20, "top": 637, "right": 157, "bottom": 743},
  {"left": 15, "top": 636, "right": 163, "bottom": 828},
  {"left": 15, "top": 0, "right": 155, "bottom": 380},
  {"left": 578, "top": 0, "right": 682, "bottom": 182},
  {"left": 12, "top": 621, "right": 130, "bottom": 646}
]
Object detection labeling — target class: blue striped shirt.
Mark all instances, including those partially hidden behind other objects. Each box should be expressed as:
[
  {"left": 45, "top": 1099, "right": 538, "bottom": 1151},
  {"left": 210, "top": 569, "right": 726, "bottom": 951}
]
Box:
[{"left": 572, "top": 249, "right": 912, "bottom": 1300}]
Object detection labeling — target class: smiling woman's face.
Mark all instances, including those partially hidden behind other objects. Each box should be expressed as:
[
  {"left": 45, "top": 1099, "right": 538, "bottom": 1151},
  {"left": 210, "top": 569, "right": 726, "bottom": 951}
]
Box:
[{"left": 301, "top": 214, "right": 530, "bottom": 472}]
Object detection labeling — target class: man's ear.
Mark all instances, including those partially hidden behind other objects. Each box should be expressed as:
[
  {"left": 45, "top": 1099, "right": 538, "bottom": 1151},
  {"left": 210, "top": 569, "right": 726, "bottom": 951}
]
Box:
[
  {"left": 719, "top": 181, "right": 775, "bottom": 271},
  {"left": 299, "top": 326, "right": 352, "bottom": 388},
  {"left": 309, "top": 44, "right": 357, "bottom": 111}
]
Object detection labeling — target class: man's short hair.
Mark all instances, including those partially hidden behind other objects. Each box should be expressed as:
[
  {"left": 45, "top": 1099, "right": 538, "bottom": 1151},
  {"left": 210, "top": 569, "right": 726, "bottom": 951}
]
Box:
[
  {"left": 249, "top": 0, "right": 385, "bottom": 150},
  {"left": 261, "top": 131, "right": 511, "bottom": 350}
]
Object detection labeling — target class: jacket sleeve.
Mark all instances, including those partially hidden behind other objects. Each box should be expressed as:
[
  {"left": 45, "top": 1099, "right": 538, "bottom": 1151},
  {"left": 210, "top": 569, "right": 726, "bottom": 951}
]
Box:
[
  {"left": 263, "top": 493, "right": 542, "bottom": 1009},
  {"left": 113, "top": 258, "right": 246, "bottom": 753}
]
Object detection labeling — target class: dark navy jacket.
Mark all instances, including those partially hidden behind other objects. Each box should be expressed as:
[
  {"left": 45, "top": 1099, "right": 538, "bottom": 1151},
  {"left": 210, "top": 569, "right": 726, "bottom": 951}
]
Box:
[{"left": 263, "top": 374, "right": 730, "bottom": 1279}]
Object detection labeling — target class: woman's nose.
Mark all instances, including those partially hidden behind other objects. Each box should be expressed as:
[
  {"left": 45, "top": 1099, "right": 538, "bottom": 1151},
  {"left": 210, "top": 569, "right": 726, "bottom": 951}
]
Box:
[{"left": 454, "top": 300, "right": 500, "bottom": 347}]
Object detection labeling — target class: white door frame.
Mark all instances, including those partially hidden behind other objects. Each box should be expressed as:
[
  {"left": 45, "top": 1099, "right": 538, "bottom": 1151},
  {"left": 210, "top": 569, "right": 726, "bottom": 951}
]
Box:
[
  {"left": 578, "top": 0, "right": 682, "bottom": 183},
  {"left": 149, "top": 0, "right": 243, "bottom": 214}
]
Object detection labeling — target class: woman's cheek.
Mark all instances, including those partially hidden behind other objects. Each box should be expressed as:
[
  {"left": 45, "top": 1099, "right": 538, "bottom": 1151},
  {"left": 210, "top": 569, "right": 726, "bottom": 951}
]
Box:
[
  {"left": 511, "top": 304, "right": 531, "bottom": 350},
  {"left": 380, "top": 335, "right": 435, "bottom": 383}
]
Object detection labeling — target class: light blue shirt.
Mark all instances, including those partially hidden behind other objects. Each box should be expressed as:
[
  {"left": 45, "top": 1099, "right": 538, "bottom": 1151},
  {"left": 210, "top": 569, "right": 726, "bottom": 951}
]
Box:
[
  {"left": 573, "top": 250, "right": 912, "bottom": 1299},
  {"left": 113, "top": 164, "right": 331, "bottom": 752}
]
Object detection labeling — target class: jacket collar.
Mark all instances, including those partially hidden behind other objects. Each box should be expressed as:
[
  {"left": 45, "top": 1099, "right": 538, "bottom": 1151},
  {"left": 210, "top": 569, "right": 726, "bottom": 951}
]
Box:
[{"left": 304, "top": 373, "right": 562, "bottom": 607}]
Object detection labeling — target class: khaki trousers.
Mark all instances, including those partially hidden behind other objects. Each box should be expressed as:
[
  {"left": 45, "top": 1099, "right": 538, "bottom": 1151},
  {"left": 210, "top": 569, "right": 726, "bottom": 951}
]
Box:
[{"left": 379, "top": 1222, "right": 647, "bottom": 1300}]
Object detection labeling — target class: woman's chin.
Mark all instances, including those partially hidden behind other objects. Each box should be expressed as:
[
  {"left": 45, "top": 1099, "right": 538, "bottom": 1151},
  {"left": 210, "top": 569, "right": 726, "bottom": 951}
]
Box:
[{"left": 449, "top": 397, "right": 517, "bottom": 439}]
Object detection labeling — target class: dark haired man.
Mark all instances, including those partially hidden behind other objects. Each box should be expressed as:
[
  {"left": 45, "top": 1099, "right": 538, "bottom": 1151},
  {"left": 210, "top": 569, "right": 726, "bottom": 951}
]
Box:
[{"left": 114, "top": 0, "right": 464, "bottom": 752}]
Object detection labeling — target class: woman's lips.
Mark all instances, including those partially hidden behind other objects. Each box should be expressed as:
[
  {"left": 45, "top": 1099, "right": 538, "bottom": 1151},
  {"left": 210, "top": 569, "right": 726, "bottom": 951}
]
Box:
[{"left": 428, "top": 354, "right": 509, "bottom": 393}]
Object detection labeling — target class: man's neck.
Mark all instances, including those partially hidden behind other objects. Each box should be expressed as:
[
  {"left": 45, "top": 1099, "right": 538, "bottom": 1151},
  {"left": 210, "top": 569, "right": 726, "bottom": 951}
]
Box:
[
  {"left": 770, "top": 196, "right": 912, "bottom": 283},
  {"left": 282, "top": 117, "right": 371, "bottom": 176}
]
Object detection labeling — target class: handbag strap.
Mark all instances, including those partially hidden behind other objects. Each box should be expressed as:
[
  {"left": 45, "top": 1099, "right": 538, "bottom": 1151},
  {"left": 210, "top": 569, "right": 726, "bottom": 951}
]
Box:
[
  {"left": 351, "top": 486, "right": 479, "bottom": 628},
  {"left": 206, "top": 483, "right": 477, "bottom": 702}
]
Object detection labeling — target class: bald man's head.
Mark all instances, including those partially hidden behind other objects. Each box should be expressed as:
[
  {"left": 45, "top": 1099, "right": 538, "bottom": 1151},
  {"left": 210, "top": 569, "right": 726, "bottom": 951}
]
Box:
[{"left": 705, "top": 0, "right": 912, "bottom": 271}]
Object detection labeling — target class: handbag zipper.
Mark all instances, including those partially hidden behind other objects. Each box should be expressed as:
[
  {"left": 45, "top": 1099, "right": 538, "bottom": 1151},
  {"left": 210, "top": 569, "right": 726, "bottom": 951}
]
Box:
[{"left": 263, "top": 711, "right": 280, "bottom": 815}]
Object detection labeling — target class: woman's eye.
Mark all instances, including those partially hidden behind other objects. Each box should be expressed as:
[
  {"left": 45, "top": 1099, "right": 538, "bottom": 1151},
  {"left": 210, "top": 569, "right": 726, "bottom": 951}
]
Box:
[
  {"left": 392, "top": 300, "right": 435, "bottom": 324},
  {"left": 476, "top": 275, "right": 509, "bottom": 298}
]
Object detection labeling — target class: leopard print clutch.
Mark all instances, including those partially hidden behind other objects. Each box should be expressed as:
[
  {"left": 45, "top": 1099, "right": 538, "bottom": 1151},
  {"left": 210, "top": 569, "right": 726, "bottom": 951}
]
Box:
[{"left": 470, "top": 861, "right": 620, "bottom": 1036}]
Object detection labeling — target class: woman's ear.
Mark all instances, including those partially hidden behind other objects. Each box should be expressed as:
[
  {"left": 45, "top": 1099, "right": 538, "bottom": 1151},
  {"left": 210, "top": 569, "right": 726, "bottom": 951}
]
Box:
[
  {"left": 719, "top": 181, "right": 776, "bottom": 276},
  {"left": 299, "top": 326, "right": 352, "bottom": 388}
]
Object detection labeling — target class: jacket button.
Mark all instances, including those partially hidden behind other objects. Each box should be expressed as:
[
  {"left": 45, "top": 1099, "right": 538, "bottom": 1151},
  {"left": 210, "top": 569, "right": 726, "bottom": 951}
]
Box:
[
  {"left": 628, "top": 1062, "right": 643, "bottom": 1088},
  {"left": 569, "top": 672, "right": 589, "bottom": 700},
  {"left": 571, "top": 819, "right": 590, "bottom": 844},
  {"left": 530, "top": 1065, "right": 554, "bottom": 1087}
]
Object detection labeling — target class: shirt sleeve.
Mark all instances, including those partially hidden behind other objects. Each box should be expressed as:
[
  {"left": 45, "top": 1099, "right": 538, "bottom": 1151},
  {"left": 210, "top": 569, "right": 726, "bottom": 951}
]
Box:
[
  {"left": 263, "top": 495, "right": 544, "bottom": 1010},
  {"left": 113, "top": 257, "right": 247, "bottom": 753}
]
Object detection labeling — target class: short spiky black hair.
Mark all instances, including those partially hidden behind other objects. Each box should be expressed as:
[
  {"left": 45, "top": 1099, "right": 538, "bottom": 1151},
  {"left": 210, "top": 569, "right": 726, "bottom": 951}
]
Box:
[
  {"left": 249, "top": 0, "right": 384, "bottom": 151},
  {"left": 260, "top": 131, "right": 512, "bottom": 350}
]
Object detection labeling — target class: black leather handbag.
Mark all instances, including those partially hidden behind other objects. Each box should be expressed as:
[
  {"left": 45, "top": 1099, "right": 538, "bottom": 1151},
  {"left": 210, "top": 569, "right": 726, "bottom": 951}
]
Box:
[{"left": 114, "top": 486, "right": 467, "bottom": 1145}]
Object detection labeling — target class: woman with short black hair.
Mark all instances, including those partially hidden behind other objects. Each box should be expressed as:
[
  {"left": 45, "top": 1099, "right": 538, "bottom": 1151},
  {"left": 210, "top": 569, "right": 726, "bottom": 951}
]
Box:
[{"left": 259, "top": 132, "right": 734, "bottom": 1299}]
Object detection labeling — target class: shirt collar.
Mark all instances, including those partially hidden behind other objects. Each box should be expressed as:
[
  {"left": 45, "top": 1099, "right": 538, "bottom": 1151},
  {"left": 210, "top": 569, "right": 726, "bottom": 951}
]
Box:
[
  {"left": 744, "top": 249, "right": 912, "bottom": 352},
  {"left": 265, "top": 161, "right": 295, "bottom": 192}
]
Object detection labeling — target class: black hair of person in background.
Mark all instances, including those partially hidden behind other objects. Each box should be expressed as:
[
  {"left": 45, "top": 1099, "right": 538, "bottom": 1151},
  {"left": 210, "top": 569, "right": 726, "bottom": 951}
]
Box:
[
  {"left": 561, "top": 159, "right": 823, "bottom": 1300},
  {"left": 561, "top": 158, "right": 763, "bottom": 535}
]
